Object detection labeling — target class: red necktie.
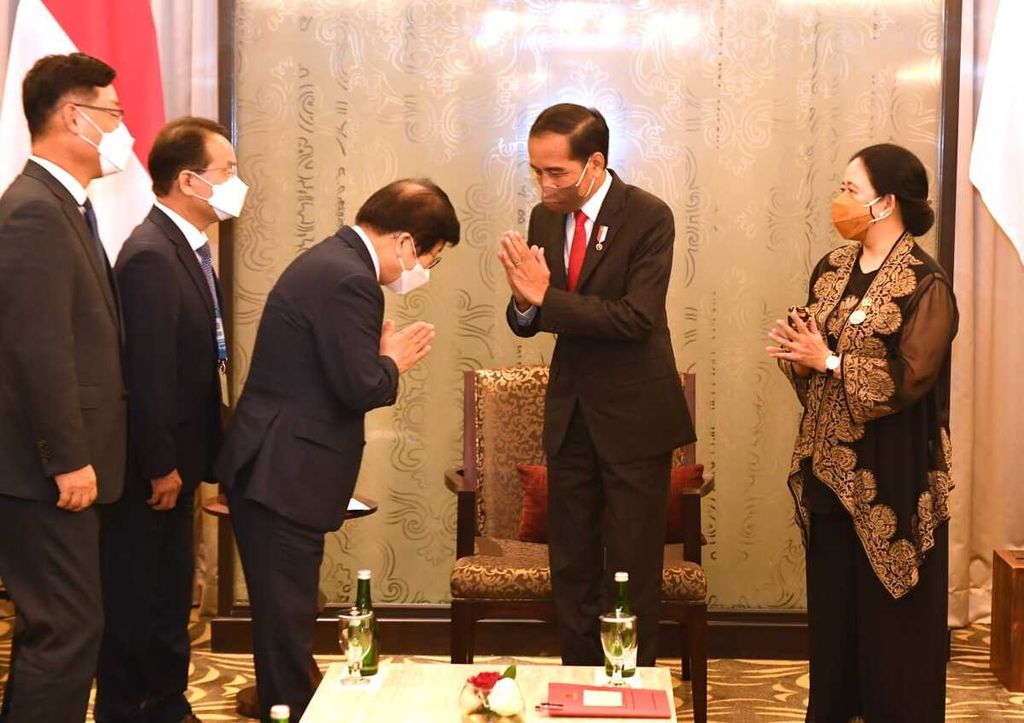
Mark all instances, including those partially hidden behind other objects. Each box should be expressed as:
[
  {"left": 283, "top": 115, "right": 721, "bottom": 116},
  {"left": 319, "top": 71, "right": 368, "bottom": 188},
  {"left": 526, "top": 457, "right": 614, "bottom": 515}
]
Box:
[{"left": 566, "top": 209, "right": 587, "bottom": 292}]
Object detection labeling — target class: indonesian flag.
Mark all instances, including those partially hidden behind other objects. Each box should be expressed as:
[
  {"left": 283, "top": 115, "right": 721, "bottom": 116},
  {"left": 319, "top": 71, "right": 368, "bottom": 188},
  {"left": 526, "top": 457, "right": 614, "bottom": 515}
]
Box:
[
  {"left": 0, "top": 0, "right": 165, "bottom": 259},
  {"left": 969, "top": 0, "right": 1024, "bottom": 266}
]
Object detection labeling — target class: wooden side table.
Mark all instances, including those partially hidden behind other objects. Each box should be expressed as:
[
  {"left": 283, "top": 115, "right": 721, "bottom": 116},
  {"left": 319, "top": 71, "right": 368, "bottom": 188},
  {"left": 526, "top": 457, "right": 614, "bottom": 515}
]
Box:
[
  {"left": 202, "top": 493, "right": 379, "bottom": 719},
  {"left": 992, "top": 549, "right": 1024, "bottom": 691}
]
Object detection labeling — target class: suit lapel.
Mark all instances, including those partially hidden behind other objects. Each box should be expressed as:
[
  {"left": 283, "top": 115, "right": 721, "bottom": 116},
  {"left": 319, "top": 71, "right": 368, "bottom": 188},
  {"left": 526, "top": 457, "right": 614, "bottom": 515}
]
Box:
[
  {"left": 543, "top": 213, "right": 568, "bottom": 290},
  {"left": 574, "top": 171, "right": 626, "bottom": 293},
  {"left": 24, "top": 162, "right": 119, "bottom": 324},
  {"left": 149, "top": 207, "right": 216, "bottom": 321}
]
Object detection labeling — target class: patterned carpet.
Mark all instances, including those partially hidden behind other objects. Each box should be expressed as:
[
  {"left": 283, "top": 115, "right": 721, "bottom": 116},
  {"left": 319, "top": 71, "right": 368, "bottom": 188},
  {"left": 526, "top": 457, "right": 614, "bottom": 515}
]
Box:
[{"left": 1, "top": 602, "right": 1022, "bottom": 721}]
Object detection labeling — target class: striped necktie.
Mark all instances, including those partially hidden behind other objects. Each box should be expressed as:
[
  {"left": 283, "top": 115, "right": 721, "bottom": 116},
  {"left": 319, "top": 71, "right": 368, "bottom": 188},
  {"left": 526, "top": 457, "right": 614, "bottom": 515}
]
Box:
[{"left": 196, "top": 242, "right": 228, "bottom": 368}]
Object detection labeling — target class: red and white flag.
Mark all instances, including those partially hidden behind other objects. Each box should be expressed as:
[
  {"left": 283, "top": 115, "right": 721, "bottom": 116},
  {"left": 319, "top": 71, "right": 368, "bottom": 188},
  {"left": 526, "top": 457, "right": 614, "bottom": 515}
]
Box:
[{"left": 0, "top": 0, "right": 165, "bottom": 259}]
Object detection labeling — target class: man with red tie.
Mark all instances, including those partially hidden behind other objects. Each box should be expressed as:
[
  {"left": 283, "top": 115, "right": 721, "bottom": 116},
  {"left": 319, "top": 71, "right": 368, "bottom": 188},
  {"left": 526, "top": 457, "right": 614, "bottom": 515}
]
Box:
[{"left": 500, "top": 103, "right": 695, "bottom": 667}]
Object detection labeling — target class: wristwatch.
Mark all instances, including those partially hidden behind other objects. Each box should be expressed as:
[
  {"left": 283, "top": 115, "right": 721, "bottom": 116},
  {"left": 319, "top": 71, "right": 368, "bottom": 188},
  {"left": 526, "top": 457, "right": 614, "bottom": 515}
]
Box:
[{"left": 825, "top": 352, "right": 842, "bottom": 374}]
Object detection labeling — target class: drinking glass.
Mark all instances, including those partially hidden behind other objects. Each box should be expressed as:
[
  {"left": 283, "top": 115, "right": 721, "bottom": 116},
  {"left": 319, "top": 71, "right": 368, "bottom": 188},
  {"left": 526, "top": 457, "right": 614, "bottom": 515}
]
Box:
[
  {"left": 338, "top": 608, "right": 374, "bottom": 685},
  {"left": 599, "top": 611, "right": 637, "bottom": 687}
]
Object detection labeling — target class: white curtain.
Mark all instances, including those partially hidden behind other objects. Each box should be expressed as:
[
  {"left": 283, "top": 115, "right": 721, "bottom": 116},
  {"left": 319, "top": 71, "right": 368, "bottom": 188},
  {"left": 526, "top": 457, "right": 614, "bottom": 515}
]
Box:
[{"left": 948, "top": 0, "right": 1024, "bottom": 627}]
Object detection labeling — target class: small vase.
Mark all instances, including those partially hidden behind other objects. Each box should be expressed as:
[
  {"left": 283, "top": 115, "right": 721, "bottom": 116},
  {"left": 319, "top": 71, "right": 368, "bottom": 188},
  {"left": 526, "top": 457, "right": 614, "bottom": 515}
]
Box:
[{"left": 458, "top": 682, "right": 525, "bottom": 723}]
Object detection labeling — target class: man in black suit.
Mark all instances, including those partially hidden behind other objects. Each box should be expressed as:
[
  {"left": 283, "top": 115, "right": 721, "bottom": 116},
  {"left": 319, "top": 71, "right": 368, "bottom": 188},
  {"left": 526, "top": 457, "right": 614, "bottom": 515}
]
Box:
[
  {"left": 0, "top": 54, "right": 129, "bottom": 722},
  {"left": 95, "top": 117, "right": 246, "bottom": 723},
  {"left": 499, "top": 104, "right": 696, "bottom": 667},
  {"left": 216, "top": 179, "right": 460, "bottom": 721}
]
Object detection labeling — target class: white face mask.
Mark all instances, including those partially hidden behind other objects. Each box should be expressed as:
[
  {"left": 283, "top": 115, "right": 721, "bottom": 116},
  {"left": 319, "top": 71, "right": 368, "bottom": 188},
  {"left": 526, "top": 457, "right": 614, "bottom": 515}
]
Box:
[
  {"left": 190, "top": 172, "right": 249, "bottom": 220},
  {"left": 77, "top": 109, "right": 135, "bottom": 176},
  {"left": 385, "top": 238, "right": 430, "bottom": 294}
]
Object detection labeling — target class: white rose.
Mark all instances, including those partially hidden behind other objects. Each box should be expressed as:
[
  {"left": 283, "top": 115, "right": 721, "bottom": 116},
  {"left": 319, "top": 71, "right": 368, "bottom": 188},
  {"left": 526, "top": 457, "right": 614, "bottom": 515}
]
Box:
[{"left": 487, "top": 677, "right": 524, "bottom": 717}]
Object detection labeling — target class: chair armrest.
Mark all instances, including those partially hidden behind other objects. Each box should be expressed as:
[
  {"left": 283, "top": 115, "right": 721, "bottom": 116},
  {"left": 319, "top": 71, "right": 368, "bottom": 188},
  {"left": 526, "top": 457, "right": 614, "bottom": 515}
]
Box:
[
  {"left": 447, "top": 468, "right": 478, "bottom": 560},
  {"left": 445, "top": 467, "right": 476, "bottom": 494}
]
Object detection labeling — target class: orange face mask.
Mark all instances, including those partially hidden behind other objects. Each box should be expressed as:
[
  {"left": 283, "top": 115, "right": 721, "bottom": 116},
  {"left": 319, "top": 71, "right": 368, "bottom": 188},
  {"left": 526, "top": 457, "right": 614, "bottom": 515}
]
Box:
[{"left": 831, "top": 191, "right": 886, "bottom": 241}]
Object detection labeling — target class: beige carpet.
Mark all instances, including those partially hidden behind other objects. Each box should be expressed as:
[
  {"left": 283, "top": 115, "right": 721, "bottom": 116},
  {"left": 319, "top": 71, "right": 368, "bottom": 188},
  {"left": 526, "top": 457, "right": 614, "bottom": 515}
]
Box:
[{"left": 1, "top": 602, "right": 1022, "bottom": 721}]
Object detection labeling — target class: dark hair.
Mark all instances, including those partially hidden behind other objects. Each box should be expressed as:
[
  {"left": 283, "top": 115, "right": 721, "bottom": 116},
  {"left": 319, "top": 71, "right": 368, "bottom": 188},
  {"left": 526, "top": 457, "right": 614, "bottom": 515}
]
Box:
[
  {"left": 851, "top": 143, "right": 934, "bottom": 236},
  {"left": 22, "top": 53, "right": 116, "bottom": 139},
  {"left": 355, "top": 178, "right": 461, "bottom": 254},
  {"left": 149, "top": 117, "right": 231, "bottom": 196},
  {"left": 529, "top": 103, "right": 610, "bottom": 162}
]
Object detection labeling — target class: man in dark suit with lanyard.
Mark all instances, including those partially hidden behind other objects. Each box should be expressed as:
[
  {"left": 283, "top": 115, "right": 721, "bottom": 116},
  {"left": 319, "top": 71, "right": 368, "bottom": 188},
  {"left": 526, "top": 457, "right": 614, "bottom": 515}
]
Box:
[
  {"left": 500, "top": 104, "right": 695, "bottom": 668},
  {"left": 215, "top": 179, "right": 460, "bottom": 721},
  {"left": 95, "top": 117, "right": 246, "bottom": 723},
  {"left": 0, "top": 53, "right": 129, "bottom": 722}
]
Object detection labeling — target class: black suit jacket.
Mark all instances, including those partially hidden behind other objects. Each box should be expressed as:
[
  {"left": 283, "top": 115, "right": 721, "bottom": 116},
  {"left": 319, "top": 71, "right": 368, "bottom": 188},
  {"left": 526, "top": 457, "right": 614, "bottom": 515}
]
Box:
[
  {"left": 115, "top": 206, "right": 224, "bottom": 491},
  {"left": 0, "top": 160, "right": 126, "bottom": 502},
  {"left": 507, "top": 171, "right": 695, "bottom": 463},
  {"left": 215, "top": 226, "right": 399, "bottom": 532}
]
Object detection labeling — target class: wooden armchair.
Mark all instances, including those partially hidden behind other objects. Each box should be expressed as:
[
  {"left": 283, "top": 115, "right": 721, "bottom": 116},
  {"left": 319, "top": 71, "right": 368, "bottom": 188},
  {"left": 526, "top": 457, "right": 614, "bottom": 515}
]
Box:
[{"left": 446, "top": 365, "right": 712, "bottom": 723}]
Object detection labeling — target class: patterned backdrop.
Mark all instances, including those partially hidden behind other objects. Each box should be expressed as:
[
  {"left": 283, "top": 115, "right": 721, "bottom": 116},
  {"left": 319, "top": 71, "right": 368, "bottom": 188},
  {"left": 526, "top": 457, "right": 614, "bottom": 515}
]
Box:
[{"left": 230, "top": 0, "right": 943, "bottom": 609}]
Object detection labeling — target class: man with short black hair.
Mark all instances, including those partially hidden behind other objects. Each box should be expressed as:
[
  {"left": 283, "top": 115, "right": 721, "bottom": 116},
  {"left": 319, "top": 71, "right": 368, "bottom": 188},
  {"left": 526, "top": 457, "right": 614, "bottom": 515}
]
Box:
[
  {"left": 95, "top": 116, "right": 246, "bottom": 723},
  {"left": 0, "top": 52, "right": 129, "bottom": 723},
  {"left": 500, "top": 103, "right": 696, "bottom": 668},
  {"left": 216, "top": 178, "right": 460, "bottom": 721}
]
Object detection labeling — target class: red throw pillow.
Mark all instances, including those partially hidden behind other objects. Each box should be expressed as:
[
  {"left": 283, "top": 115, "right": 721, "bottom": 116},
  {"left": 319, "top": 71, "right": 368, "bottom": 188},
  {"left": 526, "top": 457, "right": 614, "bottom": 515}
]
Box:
[
  {"left": 516, "top": 463, "right": 705, "bottom": 544},
  {"left": 517, "top": 465, "right": 549, "bottom": 543}
]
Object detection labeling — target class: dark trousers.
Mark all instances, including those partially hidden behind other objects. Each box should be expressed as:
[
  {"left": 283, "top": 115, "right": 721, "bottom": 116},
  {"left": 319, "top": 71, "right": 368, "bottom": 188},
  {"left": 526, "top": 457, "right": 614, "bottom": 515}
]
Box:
[
  {"left": 0, "top": 495, "right": 103, "bottom": 723},
  {"left": 95, "top": 481, "right": 196, "bottom": 723},
  {"left": 547, "top": 405, "right": 671, "bottom": 667},
  {"left": 806, "top": 511, "right": 948, "bottom": 723},
  {"left": 229, "top": 486, "right": 324, "bottom": 723}
]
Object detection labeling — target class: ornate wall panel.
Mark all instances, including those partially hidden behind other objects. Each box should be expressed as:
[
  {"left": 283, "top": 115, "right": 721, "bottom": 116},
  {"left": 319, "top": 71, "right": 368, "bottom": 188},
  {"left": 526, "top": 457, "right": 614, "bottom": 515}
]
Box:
[{"left": 232, "top": 0, "right": 942, "bottom": 609}]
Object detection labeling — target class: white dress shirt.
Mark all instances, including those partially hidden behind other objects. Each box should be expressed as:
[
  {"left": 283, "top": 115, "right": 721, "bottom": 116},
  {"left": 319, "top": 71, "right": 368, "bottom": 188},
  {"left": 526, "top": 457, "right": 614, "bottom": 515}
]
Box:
[
  {"left": 28, "top": 155, "right": 88, "bottom": 206},
  {"left": 351, "top": 224, "right": 382, "bottom": 280},
  {"left": 515, "top": 168, "right": 614, "bottom": 324},
  {"left": 154, "top": 201, "right": 209, "bottom": 264}
]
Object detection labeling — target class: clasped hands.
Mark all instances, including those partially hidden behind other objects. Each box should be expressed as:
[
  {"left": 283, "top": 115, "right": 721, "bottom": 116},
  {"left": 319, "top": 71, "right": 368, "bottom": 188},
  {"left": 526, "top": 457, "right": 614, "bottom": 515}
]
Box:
[
  {"left": 497, "top": 231, "right": 550, "bottom": 310},
  {"left": 766, "top": 309, "right": 831, "bottom": 375}
]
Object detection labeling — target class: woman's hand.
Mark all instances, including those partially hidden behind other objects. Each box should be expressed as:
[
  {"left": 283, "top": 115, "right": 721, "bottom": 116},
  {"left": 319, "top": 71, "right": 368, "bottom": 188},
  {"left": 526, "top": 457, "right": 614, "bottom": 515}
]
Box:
[{"left": 767, "top": 310, "right": 831, "bottom": 374}]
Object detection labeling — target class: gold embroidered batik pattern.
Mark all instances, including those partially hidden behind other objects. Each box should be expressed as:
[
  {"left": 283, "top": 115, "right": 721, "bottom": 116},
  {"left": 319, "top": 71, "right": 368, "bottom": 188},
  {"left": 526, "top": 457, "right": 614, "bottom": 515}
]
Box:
[
  {"left": 827, "top": 295, "right": 859, "bottom": 339},
  {"left": 784, "top": 235, "right": 952, "bottom": 600},
  {"left": 843, "top": 356, "right": 896, "bottom": 424}
]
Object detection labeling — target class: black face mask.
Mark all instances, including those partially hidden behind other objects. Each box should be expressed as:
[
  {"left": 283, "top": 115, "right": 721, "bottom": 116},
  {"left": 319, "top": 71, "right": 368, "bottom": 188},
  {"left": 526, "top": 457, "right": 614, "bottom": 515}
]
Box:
[{"left": 540, "top": 155, "right": 598, "bottom": 213}]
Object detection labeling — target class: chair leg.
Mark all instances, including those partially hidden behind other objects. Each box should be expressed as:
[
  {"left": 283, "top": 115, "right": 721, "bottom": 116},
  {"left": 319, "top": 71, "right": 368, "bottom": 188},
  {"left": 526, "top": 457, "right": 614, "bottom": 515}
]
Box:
[
  {"left": 451, "top": 601, "right": 476, "bottom": 664},
  {"left": 680, "top": 621, "right": 692, "bottom": 681},
  {"left": 686, "top": 606, "right": 708, "bottom": 723}
]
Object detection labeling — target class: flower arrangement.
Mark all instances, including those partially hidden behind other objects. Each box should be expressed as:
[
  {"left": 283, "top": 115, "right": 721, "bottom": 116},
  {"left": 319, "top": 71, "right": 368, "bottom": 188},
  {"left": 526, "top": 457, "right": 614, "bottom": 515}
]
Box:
[{"left": 458, "top": 664, "right": 525, "bottom": 723}]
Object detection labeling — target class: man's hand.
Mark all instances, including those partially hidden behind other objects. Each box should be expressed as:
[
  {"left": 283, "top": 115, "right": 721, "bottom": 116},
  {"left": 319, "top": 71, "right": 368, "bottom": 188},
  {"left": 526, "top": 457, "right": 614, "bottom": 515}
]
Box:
[
  {"left": 380, "top": 320, "right": 435, "bottom": 373},
  {"left": 54, "top": 464, "right": 98, "bottom": 511},
  {"left": 148, "top": 469, "right": 184, "bottom": 511},
  {"left": 498, "top": 231, "right": 550, "bottom": 307}
]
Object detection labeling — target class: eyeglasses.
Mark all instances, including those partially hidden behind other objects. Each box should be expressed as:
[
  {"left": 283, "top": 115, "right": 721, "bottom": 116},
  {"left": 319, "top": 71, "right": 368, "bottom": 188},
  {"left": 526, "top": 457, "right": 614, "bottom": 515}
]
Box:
[
  {"left": 393, "top": 233, "right": 443, "bottom": 269},
  {"left": 72, "top": 103, "right": 125, "bottom": 120},
  {"left": 194, "top": 164, "right": 238, "bottom": 177}
]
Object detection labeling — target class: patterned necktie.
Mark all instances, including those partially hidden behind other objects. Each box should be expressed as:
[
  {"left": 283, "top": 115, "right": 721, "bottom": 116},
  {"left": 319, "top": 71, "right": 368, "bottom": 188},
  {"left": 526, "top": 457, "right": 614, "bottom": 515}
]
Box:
[
  {"left": 81, "top": 199, "right": 109, "bottom": 269},
  {"left": 566, "top": 209, "right": 588, "bottom": 292},
  {"left": 196, "top": 242, "right": 228, "bottom": 368}
]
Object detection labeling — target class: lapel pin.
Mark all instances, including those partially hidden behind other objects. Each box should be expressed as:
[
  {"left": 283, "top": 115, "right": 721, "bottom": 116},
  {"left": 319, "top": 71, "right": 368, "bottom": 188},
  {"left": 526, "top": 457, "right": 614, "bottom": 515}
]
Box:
[{"left": 595, "top": 225, "right": 609, "bottom": 251}]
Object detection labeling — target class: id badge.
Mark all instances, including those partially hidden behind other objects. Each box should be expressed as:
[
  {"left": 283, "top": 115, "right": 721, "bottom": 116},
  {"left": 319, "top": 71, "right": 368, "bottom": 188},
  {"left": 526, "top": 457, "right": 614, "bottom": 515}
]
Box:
[{"left": 218, "top": 365, "right": 230, "bottom": 408}]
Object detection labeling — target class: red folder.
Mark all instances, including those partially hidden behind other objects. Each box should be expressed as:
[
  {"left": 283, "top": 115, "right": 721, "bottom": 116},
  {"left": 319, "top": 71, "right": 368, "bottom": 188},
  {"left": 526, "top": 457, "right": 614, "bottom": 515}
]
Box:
[{"left": 542, "top": 682, "right": 673, "bottom": 718}]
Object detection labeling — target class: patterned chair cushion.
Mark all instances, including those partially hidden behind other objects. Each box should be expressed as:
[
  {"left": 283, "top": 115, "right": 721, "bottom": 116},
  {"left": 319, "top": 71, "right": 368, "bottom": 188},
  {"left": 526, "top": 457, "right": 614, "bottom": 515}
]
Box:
[
  {"left": 451, "top": 537, "right": 552, "bottom": 600},
  {"left": 661, "top": 560, "right": 707, "bottom": 602},
  {"left": 452, "top": 537, "right": 707, "bottom": 604}
]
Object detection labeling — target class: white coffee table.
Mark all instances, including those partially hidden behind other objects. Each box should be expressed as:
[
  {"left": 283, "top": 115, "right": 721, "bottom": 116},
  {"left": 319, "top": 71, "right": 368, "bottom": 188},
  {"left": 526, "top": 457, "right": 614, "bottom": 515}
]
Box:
[{"left": 301, "top": 662, "right": 677, "bottom": 722}]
